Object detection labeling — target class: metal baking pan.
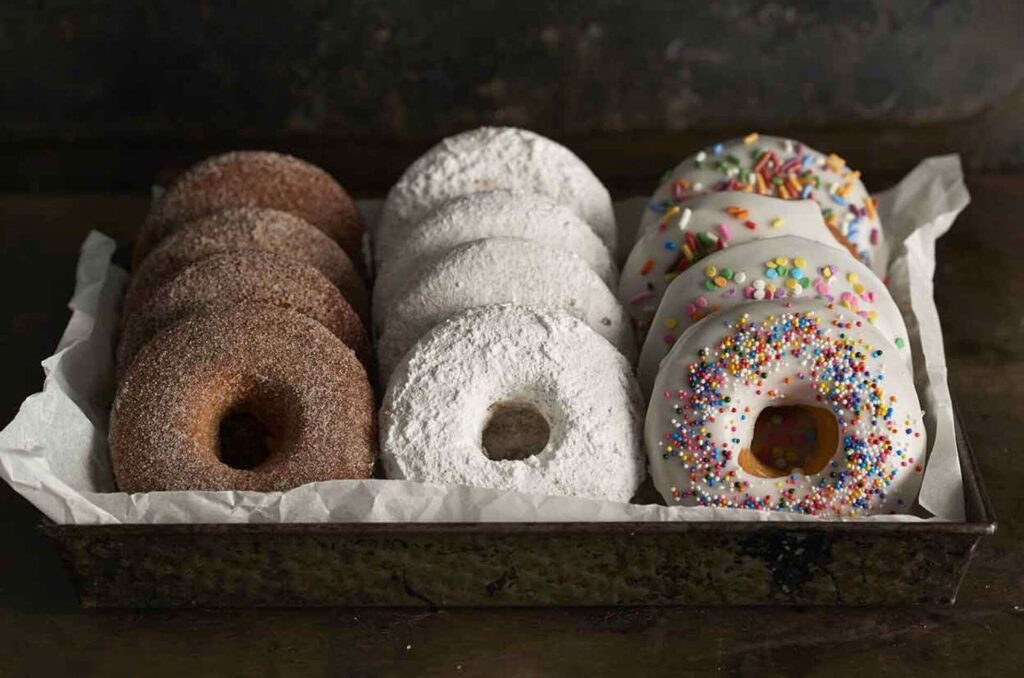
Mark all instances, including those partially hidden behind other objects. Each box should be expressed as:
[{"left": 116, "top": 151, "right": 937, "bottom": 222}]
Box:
[{"left": 39, "top": 406, "right": 995, "bottom": 608}]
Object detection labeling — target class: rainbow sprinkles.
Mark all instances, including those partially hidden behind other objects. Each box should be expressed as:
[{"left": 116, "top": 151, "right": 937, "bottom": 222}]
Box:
[
  {"left": 639, "top": 134, "right": 887, "bottom": 277},
  {"left": 645, "top": 300, "right": 925, "bottom": 517}
]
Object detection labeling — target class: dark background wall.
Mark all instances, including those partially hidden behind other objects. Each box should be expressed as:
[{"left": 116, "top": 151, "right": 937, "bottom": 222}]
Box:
[{"left": 4, "top": 0, "right": 1023, "bottom": 194}]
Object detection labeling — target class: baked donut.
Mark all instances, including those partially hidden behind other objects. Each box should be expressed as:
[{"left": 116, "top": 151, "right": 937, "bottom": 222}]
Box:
[
  {"left": 641, "top": 134, "right": 886, "bottom": 275},
  {"left": 110, "top": 304, "right": 376, "bottom": 492},
  {"left": 376, "top": 237, "right": 634, "bottom": 381},
  {"left": 117, "top": 251, "right": 371, "bottom": 375},
  {"left": 647, "top": 298, "right": 926, "bottom": 516},
  {"left": 380, "top": 304, "right": 644, "bottom": 502},
  {"left": 123, "top": 207, "right": 368, "bottom": 323},
  {"left": 636, "top": 235, "right": 912, "bottom": 395},
  {"left": 373, "top": 189, "right": 617, "bottom": 328},
  {"left": 375, "top": 127, "right": 615, "bottom": 264},
  {"left": 134, "top": 151, "right": 364, "bottom": 268},
  {"left": 619, "top": 192, "right": 845, "bottom": 343}
]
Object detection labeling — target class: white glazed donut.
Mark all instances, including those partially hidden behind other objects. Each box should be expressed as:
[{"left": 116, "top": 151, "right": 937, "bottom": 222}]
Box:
[
  {"left": 646, "top": 298, "right": 926, "bottom": 516},
  {"left": 377, "top": 237, "right": 635, "bottom": 381},
  {"left": 375, "top": 127, "right": 616, "bottom": 264},
  {"left": 640, "top": 133, "right": 887, "bottom": 276},
  {"left": 619, "top": 192, "right": 845, "bottom": 344},
  {"left": 373, "top": 189, "right": 617, "bottom": 329},
  {"left": 636, "top": 235, "right": 913, "bottom": 395},
  {"left": 380, "top": 304, "right": 645, "bottom": 502}
]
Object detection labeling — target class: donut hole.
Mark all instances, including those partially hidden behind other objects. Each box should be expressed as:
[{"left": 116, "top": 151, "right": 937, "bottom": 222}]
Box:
[
  {"left": 213, "top": 382, "right": 299, "bottom": 471},
  {"left": 740, "top": 405, "right": 839, "bottom": 478},
  {"left": 218, "top": 409, "right": 274, "bottom": 470},
  {"left": 481, "top": 402, "right": 551, "bottom": 461}
]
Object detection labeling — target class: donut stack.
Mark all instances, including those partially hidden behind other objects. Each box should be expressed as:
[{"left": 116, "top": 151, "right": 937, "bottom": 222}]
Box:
[
  {"left": 375, "top": 127, "right": 646, "bottom": 503},
  {"left": 625, "top": 134, "right": 927, "bottom": 516},
  {"left": 108, "top": 152, "right": 377, "bottom": 493}
]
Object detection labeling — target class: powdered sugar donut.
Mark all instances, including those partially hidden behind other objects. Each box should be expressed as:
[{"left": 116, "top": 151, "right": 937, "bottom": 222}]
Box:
[
  {"left": 641, "top": 134, "right": 886, "bottom": 275},
  {"left": 375, "top": 127, "right": 615, "bottom": 264},
  {"left": 636, "top": 236, "right": 912, "bottom": 395},
  {"left": 647, "top": 298, "right": 926, "bottom": 516},
  {"left": 373, "top": 189, "right": 617, "bottom": 327},
  {"left": 620, "top": 192, "right": 845, "bottom": 343},
  {"left": 377, "top": 237, "right": 634, "bottom": 381},
  {"left": 381, "top": 304, "right": 644, "bottom": 502}
]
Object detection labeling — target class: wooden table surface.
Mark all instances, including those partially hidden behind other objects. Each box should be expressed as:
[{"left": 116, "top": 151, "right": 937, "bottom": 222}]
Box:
[{"left": 0, "top": 179, "right": 1022, "bottom": 676}]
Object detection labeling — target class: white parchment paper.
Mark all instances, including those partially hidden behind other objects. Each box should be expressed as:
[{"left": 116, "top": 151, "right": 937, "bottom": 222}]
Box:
[{"left": 0, "top": 156, "right": 969, "bottom": 525}]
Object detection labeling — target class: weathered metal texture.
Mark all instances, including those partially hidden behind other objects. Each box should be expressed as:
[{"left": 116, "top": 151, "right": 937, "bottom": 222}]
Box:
[
  {"left": 3, "top": 1, "right": 1024, "bottom": 192},
  {"left": 44, "top": 522, "right": 981, "bottom": 608},
  {"left": 41, "top": 413, "right": 995, "bottom": 609}
]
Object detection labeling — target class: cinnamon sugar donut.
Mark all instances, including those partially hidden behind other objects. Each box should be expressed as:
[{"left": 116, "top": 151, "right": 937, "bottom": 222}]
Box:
[
  {"left": 134, "top": 151, "right": 364, "bottom": 268},
  {"left": 110, "top": 304, "right": 376, "bottom": 492},
  {"left": 124, "top": 207, "right": 368, "bottom": 322},
  {"left": 117, "top": 251, "right": 371, "bottom": 376}
]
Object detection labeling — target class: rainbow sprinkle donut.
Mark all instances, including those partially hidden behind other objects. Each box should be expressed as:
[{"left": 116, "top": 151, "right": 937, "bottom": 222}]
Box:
[
  {"left": 619, "top": 192, "right": 845, "bottom": 344},
  {"left": 640, "top": 134, "right": 887, "bottom": 277},
  {"left": 636, "top": 235, "right": 912, "bottom": 395},
  {"left": 646, "top": 298, "right": 925, "bottom": 516}
]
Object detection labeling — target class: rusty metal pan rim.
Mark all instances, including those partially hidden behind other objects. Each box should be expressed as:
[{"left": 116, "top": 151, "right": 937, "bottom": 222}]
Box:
[{"left": 40, "top": 517, "right": 994, "bottom": 539}]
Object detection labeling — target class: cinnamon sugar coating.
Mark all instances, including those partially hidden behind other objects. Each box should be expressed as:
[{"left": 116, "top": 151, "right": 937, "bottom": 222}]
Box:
[
  {"left": 117, "top": 251, "right": 371, "bottom": 376},
  {"left": 134, "top": 151, "right": 364, "bottom": 268},
  {"left": 110, "top": 305, "right": 377, "bottom": 492},
  {"left": 124, "top": 207, "right": 368, "bottom": 322}
]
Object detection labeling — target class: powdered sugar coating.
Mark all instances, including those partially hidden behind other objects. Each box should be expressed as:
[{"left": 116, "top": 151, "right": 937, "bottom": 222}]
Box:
[
  {"left": 134, "top": 151, "right": 363, "bottom": 268},
  {"left": 110, "top": 305, "right": 376, "bottom": 492},
  {"left": 376, "top": 237, "right": 635, "bottom": 382},
  {"left": 375, "top": 127, "right": 615, "bottom": 264},
  {"left": 118, "top": 251, "right": 371, "bottom": 376},
  {"left": 124, "top": 207, "right": 368, "bottom": 322},
  {"left": 380, "top": 304, "right": 644, "bottom": 502},
  {"left": 373, "top": 189, "right": 618, "bottom": 330}
]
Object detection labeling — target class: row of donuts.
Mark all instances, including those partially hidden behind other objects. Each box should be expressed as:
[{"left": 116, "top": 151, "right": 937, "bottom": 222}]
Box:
[
  {"left": 370, "top": 127, "right": 636, "bottom": 383},
  {"left": 108, "top": 152, "right": 378, "bottom": 492},
  {"left": 371, "top": 127, "right": 648, "bottom": 502},
  {"left": 623, "top": 135, "right": 927, "bottom": 515}
]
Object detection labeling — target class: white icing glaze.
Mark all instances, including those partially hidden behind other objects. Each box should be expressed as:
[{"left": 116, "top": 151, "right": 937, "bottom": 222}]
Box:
[
  {"left": 375, "top": 127, "right": 616, "bottom": 264},
  {"left": 639, "top": 134, "right": 887, "bottom": 276},
  {"left": 373, "top": 189, "right": 617, "bottom": 331},
  {"left": 380, "top": 304, "right": 645, "bottom": 502},
  {"left": 637, "top": 235, "right": 912, "bottom": 395},
  {"left": 646, "top": 298, "right": 926, "bottom": 516},
  {"left": 376, "top": 237, "right": 635, "bottom": 381},
  {"left": 619, "top": 192, "right": 845, "bottom": 344}
]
